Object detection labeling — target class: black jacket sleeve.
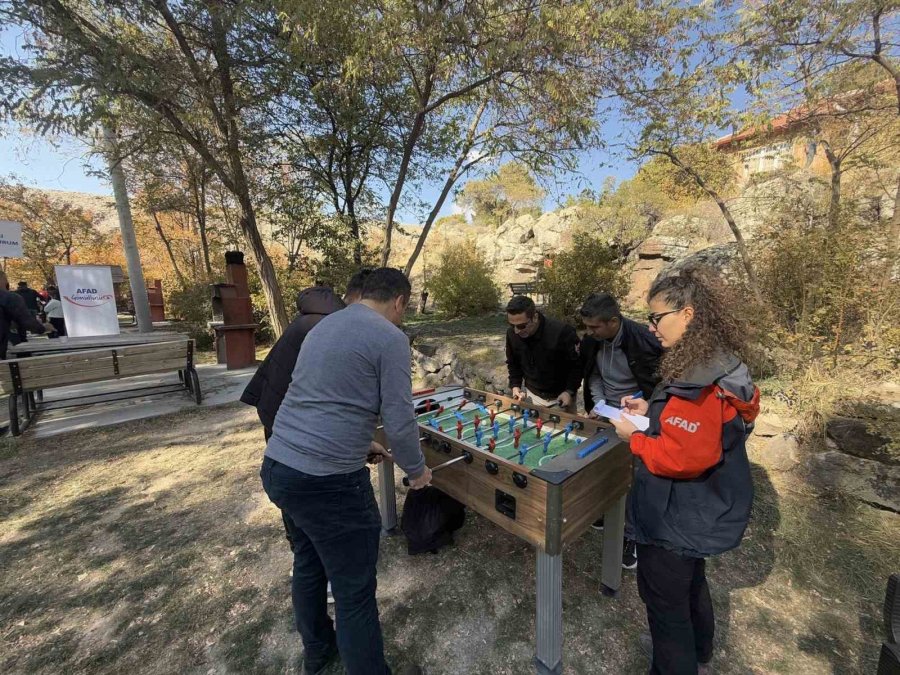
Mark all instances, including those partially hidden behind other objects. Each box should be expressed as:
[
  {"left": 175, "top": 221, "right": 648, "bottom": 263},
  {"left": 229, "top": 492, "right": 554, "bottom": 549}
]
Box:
[
  {"left": 561, "top": 325, "right": 581, "bottom": 394},
  {"left": 505, "top": 329, "right": 523, "bottom": 389},
  {"left": 7, "top": 293, "right": 45, "bottom": 335}
]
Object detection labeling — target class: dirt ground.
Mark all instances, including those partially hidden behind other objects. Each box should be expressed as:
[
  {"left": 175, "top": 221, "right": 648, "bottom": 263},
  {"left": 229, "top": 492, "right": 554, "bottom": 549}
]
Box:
[{"left": 1, "top": 401, "right": 897, "bottom": 674}]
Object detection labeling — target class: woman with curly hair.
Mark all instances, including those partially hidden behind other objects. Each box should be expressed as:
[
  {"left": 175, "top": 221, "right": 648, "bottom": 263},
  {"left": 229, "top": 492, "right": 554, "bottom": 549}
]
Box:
[{"left": 610, "top": 266, "right": 760, "bottom": 675}]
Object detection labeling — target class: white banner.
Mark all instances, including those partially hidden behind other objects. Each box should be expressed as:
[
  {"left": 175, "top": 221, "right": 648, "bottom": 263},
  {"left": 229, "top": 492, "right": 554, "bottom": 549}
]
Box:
[
  {"left": 55, "top": 265, "right": 120, "bottom": 337},
  {"left": 0, "top": 221, "right": 23, "bottom": 258}
]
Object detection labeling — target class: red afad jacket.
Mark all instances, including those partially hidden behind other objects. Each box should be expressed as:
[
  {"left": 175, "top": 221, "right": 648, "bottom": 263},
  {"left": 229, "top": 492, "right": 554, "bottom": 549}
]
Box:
[
  {"left": 631, "top": 383, "right": 760, "bottom": 479},
  {"left": 627, "top": 353, "right": 760, "bottom": 557}
]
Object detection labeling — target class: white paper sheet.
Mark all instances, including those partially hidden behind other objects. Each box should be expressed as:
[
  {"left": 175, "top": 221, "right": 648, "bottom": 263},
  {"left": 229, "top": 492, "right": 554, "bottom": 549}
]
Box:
[{"left": 591, "top": 402, "right": 650, "bottom": 432}]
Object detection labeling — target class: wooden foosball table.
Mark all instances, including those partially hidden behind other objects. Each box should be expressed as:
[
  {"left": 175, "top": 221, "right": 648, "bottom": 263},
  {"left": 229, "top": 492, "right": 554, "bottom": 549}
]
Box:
[{"left": 376, "top": 386, "right": 633, "bottom": 674}]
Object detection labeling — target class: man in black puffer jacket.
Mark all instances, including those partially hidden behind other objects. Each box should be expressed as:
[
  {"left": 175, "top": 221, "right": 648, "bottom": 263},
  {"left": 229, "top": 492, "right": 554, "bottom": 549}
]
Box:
[{"left": 241, "top": 269, "right": 371, "bottom": 439}]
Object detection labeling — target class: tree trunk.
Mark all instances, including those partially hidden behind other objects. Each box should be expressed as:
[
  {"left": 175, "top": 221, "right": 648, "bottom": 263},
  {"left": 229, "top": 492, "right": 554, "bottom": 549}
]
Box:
[
  {"left": 209, "top": 8, "right": 287, "bottom": 336},
  {"left": 404, "top": 100, "right": 487, "bottom": 277},
  {"left": 823, "top": 144, "right": 842, "bottom": 230},
  {"left": 151, "top": 210, "right": 187, "bottom": 286},
  {"left": 884, "top": 174, "right": 900, "bottom": 287},
  {"left": 666, "top": 151, "right": 762, "bottom": 302},
  {"left": 196, "top": 173, "right": 213, "bottom": 277},
  {"left": 102, "top": 122, "right": 153, "bottom": 333}
]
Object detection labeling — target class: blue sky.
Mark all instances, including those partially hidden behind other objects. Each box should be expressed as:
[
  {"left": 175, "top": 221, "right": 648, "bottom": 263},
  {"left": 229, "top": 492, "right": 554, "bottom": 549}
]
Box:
[{"left": 0, "top": 24, "right": 638, "bottom": 223}]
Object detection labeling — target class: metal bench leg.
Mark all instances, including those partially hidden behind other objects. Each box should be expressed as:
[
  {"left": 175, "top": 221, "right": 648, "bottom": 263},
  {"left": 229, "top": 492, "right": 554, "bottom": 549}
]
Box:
[
  {"left": 535, "top": 550, "right": 563, "bottom": 674},
  {"left": 601, "top": 493, "right": 627, "bottom": 596},
  {"left": 8, "top": 394, "right": 20, "bottom": 436},
  {"left": 189, "top": 368, "right": 202, "bottom": 404},
  {"left": 377, "top": 461, "right": 398, "bottom": 535}
]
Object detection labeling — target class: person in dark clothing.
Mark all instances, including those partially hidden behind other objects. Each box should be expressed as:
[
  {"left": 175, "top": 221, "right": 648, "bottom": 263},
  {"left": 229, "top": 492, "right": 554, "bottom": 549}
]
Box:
[
  {"left": 505, "top": 295, "right": 580, "bottom": 411},
  {"left": 580, "top": 292, "right": 663, "bottom": 414},
  {"left": 242, "top": 287, "right": 346, "bottom": 437},
  {"left": 579, "top": 292, "right": 663, "bottom": 568},
  {"left": 241, "top": 269, "right": 372, "bottom": 438},
  {"left": 0, "top": 273, "right": 50, "bottom": 359},
  {"left": 609, "top": 266, "right": 759, "bottom": 675},
  {"left": 16, "top": 281, "right": 42, "bottom": 314}
]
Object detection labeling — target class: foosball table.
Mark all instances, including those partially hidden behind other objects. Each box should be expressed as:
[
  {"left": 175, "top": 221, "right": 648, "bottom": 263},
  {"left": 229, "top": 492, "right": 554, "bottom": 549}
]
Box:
[{"left": 376, "top": 386, "right": 633, "bottom": 675}]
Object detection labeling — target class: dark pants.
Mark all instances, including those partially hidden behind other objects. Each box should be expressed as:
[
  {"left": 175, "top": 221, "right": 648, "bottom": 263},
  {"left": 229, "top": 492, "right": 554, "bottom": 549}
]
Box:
[
  {"left": 261, "top": 457, "right": 389, "bottom": 675},
  {"left": 636, "top": 543, "right": 715, "bottom": 674},
  {"left": 49, "top": 317, "right": 66, "bottom": 337}
]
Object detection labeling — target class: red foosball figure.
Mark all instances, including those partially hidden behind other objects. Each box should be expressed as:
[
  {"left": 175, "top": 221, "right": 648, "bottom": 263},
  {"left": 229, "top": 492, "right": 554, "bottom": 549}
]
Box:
[
  {"left": 438, "top": 425, "right": 444, "bottom": 432},
  {"left": 488, "top": 438, "right": 496, "bottom": 453},
  {"left": 489, "top": 409, "right": 497, "bottom": 424},
  {"left": 456, "top": 420, "right": 464, "bottom": 439},
  {"left": 535, "top": 418, "right": 544, "bottom": 438},
  {"left": 513, "top": 427, "right": 522, "bottom": 449},
  {"left": 473, "top": 415, "right": 481, "bottom": 430},
  {"left": 425, "top": 399, "right": 432, "bottom": 412},
  {"left": 457, "top": 398, "right": 469, "bottom": 411}
]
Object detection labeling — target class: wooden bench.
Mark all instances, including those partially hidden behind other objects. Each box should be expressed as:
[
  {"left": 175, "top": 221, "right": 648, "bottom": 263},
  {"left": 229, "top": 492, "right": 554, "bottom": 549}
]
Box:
[
  {"left": 508, "top": 282, "right": 537, "bottom": 296},
  {"left": 0, "top": 339, "right": 201, "bottom": 436}
]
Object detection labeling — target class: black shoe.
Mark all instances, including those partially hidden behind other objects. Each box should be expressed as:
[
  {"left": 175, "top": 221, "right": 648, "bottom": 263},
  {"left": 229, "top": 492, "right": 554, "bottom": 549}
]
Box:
[
  {"left": 639, "top": 632, "right": 712, "bottom": 672},
  {"left": 622, "top": 540, "right": 637, "bottom": 570},
  {"left": 304, "top": 643, "right": 339, "bottom": 675},
  {"left": 591, "top": 518, "right": 605, "bottom": 531}
]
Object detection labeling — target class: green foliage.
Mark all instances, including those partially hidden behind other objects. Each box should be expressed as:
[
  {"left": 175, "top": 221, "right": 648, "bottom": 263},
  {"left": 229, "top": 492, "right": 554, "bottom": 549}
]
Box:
[
  {"left": 458, "top": 163, "right": 545, "bottom": 228},
  {"left": 168, "top": 281, "right": 215, "bottom": 350},
  {"left": 428, "top": 244, "right": 500, "bottom": 318},
  {"left": 754, "top": 199, "right": 899, "bottom": 372},
  {"left": 537, "top": 232, "right": 628, "bottom": 322},
  {"left": 167, "top": 281, "right": 212, "bottom": 325}
]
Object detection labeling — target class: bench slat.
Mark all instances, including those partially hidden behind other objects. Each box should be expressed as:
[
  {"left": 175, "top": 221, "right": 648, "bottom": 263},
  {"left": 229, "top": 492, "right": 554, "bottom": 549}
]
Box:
[
  {"left": 16, "top": 344, "right": 189, "bottom": 378},
  {"left": 6, "top": 357, "right": 189, "bottom": 392}
]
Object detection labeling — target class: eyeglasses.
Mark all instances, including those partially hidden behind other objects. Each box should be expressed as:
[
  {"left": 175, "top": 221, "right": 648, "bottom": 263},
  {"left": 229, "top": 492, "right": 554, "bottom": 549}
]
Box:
[{"left": 647, "top": 308, "right": 682, "bottom": 327}]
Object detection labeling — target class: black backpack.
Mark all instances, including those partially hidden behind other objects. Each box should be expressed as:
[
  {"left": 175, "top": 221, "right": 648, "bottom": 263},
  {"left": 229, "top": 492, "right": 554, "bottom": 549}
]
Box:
[{"left": 401, "top": 486, "right": 465, "bottom": 555}]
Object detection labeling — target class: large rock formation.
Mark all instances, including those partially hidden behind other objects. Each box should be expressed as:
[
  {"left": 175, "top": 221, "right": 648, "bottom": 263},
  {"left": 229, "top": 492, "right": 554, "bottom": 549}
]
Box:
[{"left": 624, "top": 173, "right": 831, "bottom": 306}]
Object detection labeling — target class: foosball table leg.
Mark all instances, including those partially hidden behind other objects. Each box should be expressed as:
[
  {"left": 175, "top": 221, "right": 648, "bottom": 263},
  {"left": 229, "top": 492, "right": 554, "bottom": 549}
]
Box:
[
  {"left": 601, "top": 493, "right": 627, "bottom": 596},
  {"left": 534, "top": 550, "right": 563, "bottom": 675},
  {"left": 377, "top": 461, "right": 398, "bottom": 535}
]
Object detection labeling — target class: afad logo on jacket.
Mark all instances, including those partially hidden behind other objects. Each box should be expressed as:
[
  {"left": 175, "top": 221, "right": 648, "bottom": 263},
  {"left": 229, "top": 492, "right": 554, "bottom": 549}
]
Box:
[
  {"left": 664, "top": 416, "right": 701, "bottom": 433},
  {"left": 64, "top": 288, "right": 115, "bottom": 308}
]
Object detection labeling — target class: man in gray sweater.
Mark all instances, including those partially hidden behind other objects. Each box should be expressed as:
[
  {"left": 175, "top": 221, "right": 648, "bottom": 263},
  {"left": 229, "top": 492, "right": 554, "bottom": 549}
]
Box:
[{"left": 261, "top": 267, "right": 430, "bottom": 675}]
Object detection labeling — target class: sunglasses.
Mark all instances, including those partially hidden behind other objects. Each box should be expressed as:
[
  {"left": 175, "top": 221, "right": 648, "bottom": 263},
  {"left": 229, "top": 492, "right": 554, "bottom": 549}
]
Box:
[
  {"left": 647, "top": 308, "right": 682, "bottom": 327},
  {"left": 510, "top": 316, "right": 535, "bottom": 331}
]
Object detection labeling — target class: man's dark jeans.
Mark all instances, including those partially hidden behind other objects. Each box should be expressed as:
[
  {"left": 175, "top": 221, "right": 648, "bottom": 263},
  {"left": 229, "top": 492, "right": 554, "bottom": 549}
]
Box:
[
  {"left": 636, "top": 543, "right": 715, "bottom": 674},
  {"left": 261, "top": 457, "right": 389, "bottom": 675}
]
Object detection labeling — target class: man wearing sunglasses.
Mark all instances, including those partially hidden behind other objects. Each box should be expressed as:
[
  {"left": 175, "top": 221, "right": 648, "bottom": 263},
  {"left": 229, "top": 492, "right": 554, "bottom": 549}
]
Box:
[{"left": 505, "top": 294, "right": 581, "bottom": 412}]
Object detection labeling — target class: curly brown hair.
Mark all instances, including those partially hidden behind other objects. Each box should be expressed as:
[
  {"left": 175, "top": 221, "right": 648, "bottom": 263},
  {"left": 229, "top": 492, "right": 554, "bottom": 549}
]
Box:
[{"left": 648, "top": 266, "right": 750, "bottom": 381}]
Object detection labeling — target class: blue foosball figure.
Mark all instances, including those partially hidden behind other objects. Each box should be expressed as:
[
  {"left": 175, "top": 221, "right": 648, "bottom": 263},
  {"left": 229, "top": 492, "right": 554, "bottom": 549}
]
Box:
[
  {"left": 543, "top": 433, "right": 552, "bottom": 455},
  {"left": 564, "top": 423, "right": 573, "bottom": 443},
  {"left": 493, "top": 421, "right": 500, "bottom": 440}
]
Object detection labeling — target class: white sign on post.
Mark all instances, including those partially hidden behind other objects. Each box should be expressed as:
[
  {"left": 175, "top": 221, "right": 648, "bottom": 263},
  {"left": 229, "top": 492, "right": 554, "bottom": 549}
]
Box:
[
  {"left": 55, "top": 265, "right": 120, "bottom": 337},
  {"left": 0, "top": 221, "right": 23, "bottom": 258}
]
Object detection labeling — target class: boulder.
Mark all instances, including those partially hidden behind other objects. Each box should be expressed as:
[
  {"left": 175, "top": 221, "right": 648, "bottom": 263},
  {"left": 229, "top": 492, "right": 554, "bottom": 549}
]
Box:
[
  {"left": 804, "top": 451, "right": 900, "bottom": 513},
  {"left": 753, "top": 413, "right": 796, "bottom": 438},
  {"left": 755, "top": 433, "right": 800, "bottom": 472},
  {"left": 826, "top": 408, "right": 899, "bottom": 466}
]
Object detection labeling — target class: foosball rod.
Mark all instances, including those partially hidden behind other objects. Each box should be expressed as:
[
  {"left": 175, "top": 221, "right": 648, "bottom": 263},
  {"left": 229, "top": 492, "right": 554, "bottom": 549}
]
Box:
[
  {"left": 413, "top": 393, "right": 468, "bottom": 418},
  {"left": 402, "top": 454, "right": 468, "bottom": 486}
]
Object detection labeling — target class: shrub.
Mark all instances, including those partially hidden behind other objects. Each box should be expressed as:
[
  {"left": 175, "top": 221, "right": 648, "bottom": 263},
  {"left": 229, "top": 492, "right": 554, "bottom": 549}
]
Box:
[
  {"left": 428, "top": 244, "right": 500, "bottom": 317},
  {"left": 168, "top": 282, "right": 212, "bottom": 324},
  {"left": 537, "top": 232, "right": 628, "bottom": 322}
]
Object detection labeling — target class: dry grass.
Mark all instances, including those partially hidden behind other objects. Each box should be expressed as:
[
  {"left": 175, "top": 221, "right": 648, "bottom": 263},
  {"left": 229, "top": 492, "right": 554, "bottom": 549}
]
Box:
[{"left": 0, "top": 402, "right": 897, "bottom": 674}]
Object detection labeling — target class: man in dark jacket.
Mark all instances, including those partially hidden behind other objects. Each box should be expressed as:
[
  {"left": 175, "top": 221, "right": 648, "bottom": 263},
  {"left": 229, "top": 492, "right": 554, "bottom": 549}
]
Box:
[
  {"left": 0, "top": 272, "right": 50, "bottom": 359},
  {"left": 241, "top": 269, "right": 371, "bottom": 439},
  {"left": 505, "top": 295, "right": 581, "bottom": 411},
  {"left": 580, "top": 292, "right": 663, "bottom": 414},
  {"left": 579, "top": 292, "right": 662, "bottom": 568}
]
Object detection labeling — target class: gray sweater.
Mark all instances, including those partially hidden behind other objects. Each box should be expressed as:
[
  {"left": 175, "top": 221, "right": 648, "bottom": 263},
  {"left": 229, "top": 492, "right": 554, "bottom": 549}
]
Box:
[
  {"left": 265, "top": 302, "right": 426, "bottom": 479},
  {"left": 589, "top": 323, "right": 639, "bottom": 407}
]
